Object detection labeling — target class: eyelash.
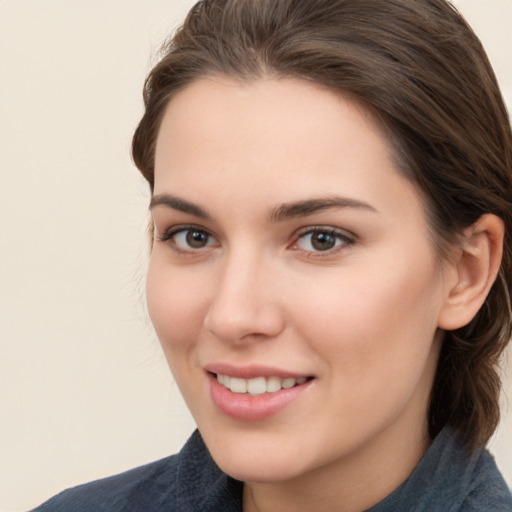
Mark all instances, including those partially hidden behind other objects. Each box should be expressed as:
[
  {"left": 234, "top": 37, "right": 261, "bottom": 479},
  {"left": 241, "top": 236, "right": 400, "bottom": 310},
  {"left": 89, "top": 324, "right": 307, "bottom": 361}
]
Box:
[
  {"left": 156, "top": 224, "right": 355, "bottom": 256},
  {"left": 290, "top": 226, "right": 354, "bottom": 256},
  {"left": 157, "top": 224, "right": 217, "bottom": 252}
]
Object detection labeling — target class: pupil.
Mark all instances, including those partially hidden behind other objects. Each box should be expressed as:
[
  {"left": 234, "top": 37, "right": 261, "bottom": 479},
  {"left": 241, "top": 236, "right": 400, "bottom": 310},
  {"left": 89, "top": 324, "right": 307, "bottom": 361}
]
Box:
[
  {"left": 312, "top": 232, "right": 335, "bottom": 251},
  {"left": 186, "top": 230, "right": 208, "bottom": 248}
]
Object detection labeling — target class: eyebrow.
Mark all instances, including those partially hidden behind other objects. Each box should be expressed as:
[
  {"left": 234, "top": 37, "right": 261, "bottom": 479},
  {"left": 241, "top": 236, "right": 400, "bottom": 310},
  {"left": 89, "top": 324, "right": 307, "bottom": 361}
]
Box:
[
  {"left": 268, "top": 195, "right": 377, "bottom": 222},
  {"left": 149, "top": 193, "right": 377, "bottom": 221},
  {"left": 149, "top": 194, "right": 211, "bottom": 219}
]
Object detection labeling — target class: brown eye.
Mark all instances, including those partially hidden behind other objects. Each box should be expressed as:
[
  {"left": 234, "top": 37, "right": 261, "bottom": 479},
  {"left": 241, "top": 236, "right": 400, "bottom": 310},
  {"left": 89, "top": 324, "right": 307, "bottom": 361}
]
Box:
[
  {"left": 186, "top": 230, "right": 210, "bottom": 248},
  {"left": 295, "top": 228, "right": 353, "bottom": 253},
  {"left": 165, "top": 228, "right": 216, "bottom": 250},
  {"left": 310, "top": 232, "right": 337, "bottom": 251}
]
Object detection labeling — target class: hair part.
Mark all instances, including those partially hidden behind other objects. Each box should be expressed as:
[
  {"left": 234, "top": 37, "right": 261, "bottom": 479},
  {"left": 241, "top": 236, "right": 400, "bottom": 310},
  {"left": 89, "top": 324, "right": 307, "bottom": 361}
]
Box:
[{"left": 132, "top": 0, "right": 512, "bottom": 450}]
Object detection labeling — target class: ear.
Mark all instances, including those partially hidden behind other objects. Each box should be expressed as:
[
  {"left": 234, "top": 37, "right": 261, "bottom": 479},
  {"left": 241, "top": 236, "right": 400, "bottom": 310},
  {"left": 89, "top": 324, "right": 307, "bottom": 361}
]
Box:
[{"left": 438, "top": 214, "right": 504, "bottom": 331}]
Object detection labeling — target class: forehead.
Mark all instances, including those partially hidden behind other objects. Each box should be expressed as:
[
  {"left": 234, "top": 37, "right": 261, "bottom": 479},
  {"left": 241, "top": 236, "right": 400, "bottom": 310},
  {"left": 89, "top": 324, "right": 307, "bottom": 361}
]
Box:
[
  {"left": 153, "top": 76, "right": 426, "bottom": 230},
  {"left": 155, "top": 77, "right": 390, "bottom": 177}
]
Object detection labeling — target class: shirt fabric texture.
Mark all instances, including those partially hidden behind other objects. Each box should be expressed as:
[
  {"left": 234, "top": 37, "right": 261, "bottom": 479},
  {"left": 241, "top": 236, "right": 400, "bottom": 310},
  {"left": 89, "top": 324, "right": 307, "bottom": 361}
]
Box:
[{"left": 32, "top": 428, "right": 512, "bottom": 511}]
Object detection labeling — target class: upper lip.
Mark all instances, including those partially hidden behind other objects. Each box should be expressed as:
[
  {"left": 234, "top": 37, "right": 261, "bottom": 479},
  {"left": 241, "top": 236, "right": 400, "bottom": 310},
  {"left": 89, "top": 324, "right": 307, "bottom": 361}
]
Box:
[{"left": 204, "top": 363, "right": 312, "bottom": 380}]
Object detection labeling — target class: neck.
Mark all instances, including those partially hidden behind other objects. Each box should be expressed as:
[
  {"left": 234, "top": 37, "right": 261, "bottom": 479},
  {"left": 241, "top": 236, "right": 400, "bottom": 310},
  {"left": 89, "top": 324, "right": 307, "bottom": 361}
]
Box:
[{"left": 243, "top": 417, "right": 431, "bottom": 512}]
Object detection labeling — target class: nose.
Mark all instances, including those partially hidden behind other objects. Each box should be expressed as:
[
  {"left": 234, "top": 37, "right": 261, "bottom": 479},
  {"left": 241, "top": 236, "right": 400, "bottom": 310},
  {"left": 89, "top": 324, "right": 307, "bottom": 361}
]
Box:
[{"left": 203, "top": 250, "right": 285, "bottom": 344}]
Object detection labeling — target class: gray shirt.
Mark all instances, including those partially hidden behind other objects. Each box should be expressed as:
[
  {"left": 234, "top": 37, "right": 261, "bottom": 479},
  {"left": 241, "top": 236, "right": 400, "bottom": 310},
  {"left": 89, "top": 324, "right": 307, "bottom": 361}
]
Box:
[{"left": 33, "top": 428, "right": 512, "bottom": 511}]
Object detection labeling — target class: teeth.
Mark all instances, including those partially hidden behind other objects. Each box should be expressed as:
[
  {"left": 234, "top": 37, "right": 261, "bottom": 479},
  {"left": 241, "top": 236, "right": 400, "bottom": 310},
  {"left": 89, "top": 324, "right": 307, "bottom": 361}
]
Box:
[
  {"left": 217, "top": 374, "right": 230, "bottom": 387},
  {"left": 281, "top": 377, "right": 296, "bottom": 389},
  {"left": 266, "top": 376, "right": 281, "bottom": 393},
  {"left": 216, "top": 374, "right": 308, "bottom": 395},
  {"left": 247, "top": 377, "right": 266, "bottom": 395},
  {"left": 229, "top": 377, "right": 247, "bottom": 394}
]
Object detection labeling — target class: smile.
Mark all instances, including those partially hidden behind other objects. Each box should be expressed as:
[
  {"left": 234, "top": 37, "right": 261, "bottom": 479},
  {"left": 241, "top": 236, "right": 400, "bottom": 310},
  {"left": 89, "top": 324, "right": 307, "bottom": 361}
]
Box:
[
  {"left": 216, "top": 374, "right": 309, "bottom": 395},
  {"left": 209, "top": 371, "right": 315, "bottom": 421}
]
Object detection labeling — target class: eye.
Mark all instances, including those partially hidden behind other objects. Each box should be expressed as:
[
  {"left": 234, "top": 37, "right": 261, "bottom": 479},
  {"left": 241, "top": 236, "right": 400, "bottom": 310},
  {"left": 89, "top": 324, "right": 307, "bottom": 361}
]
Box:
[
  {"left": 158, "top": 226, "right": 217, "bottom": 251},
  {"left": 293, "top": 227, "right": 353, "bottom": 253}
]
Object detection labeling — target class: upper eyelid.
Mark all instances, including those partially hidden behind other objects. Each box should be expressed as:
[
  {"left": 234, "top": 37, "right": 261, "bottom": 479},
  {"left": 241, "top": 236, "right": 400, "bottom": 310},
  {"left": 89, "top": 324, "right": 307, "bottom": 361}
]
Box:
[
  {"left": 156, "top": 225, "right": 219, "bottom": 254},
  {"left": 293, "top": 225, "right": 355, "bottom": 240},
  {"left": 155, "top": 223, "right": 355, "bottom": 249},
  {"left": 158, "top": 223, "right": 353, "bottom": 236},
  {"left": 290, "top": 226, "right": 356, "bottom": 254},
  {"left": 157, "top": 223, "right": 214, "bottom": 239}
]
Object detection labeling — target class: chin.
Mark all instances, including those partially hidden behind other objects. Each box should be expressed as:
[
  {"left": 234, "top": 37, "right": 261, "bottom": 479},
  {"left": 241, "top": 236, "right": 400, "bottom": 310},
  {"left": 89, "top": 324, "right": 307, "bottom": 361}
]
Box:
[
  {"left": 203, "top": 430, "right": 312, "bottom": 483},
  {"left": 216, "top": 456, "right": 303, "bottom": 484}
]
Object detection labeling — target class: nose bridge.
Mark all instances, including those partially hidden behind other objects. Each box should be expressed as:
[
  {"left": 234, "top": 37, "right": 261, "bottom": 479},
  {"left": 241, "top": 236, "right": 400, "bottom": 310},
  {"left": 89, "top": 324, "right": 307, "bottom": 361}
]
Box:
[{"left": 204, "top": 244, "right": 283, "bottom": 342}]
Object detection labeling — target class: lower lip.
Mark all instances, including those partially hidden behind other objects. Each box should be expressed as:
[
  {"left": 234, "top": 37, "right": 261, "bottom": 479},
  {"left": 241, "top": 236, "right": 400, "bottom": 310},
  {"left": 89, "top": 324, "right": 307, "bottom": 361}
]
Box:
[{"left": 208, "top": 373, "right": 313, "bottom": 421}]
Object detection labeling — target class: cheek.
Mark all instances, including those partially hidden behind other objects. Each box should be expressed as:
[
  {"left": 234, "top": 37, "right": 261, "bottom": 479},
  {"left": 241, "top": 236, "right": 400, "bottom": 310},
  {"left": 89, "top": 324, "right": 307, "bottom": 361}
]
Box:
[
  {"left": 146, "top": 258, "right": 215, "bottom": 422},
  {"left": 146, "top": 258, "right": 209, "bottom": 356},
  {"left": 291, "top": 258, "right": 442, "bottom": 387},
  {"left": 292, "top": 261, "right": 442, "bottom": 445}
]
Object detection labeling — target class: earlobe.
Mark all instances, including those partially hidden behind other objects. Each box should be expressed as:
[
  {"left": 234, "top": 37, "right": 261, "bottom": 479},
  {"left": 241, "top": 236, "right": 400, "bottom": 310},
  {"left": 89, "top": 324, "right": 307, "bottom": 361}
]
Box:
[{"left": 438, "top": 214, "right": 504, "bottom": 331}]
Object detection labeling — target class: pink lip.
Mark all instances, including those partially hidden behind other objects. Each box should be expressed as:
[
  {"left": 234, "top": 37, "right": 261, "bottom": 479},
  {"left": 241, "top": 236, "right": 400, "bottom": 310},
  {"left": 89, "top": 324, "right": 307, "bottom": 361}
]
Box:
[
  {"left": 204, "top": 363, "right": 311, "bottom": 380},
  {"left": 206, "top": 370, "right": 314, "bottom": 422}
]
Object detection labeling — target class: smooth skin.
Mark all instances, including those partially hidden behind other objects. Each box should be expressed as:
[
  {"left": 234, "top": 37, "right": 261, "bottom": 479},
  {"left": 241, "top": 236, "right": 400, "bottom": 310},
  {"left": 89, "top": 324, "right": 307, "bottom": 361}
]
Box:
[{"left": 147, "top": 76, "right": 503, "bottom": 512}]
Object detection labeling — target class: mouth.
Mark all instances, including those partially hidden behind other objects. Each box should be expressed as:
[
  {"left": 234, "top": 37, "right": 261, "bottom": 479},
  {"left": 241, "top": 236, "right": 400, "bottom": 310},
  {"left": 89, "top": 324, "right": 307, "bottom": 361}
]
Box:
[
  {"left": 207, "top": 371, "right": 315, "bottom": 421},
  {"left": 213, "top": 373, "right": 312, "bottom": 396},
  {"left": 204, "top": 364, "right": 315, "bottom": 421}
]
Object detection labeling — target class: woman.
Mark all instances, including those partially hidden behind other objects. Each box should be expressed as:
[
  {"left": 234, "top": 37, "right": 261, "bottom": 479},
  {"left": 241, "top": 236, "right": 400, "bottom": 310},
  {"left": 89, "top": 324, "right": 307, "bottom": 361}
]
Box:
[{"left": 33, "top": 0, "right": 512, "bottom": 510}]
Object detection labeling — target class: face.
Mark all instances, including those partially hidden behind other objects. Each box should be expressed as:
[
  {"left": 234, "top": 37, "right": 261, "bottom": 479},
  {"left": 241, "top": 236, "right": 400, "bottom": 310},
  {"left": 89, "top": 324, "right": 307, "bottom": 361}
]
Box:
[{"left": 147, "top": 76, "right": 452, "bottom": 484}]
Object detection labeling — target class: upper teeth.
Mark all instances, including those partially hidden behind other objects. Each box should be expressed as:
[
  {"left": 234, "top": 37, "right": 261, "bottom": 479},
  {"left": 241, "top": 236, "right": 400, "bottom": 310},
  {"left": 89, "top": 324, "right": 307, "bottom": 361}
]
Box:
[{"left": 216, "top": 374, "right": 307, "bottom": 395}]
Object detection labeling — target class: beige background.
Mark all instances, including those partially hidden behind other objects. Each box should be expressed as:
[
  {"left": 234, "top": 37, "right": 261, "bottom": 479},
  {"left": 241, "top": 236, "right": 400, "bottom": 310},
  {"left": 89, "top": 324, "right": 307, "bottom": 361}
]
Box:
[{"left": 0, "top": 1, "right": 511, "bottom": 510}]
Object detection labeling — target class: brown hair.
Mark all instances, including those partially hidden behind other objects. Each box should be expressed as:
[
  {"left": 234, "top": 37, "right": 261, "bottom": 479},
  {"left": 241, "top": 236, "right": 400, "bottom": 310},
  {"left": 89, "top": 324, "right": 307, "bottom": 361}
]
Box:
[{"left": 132, "top": 0, "right": 512, "bottom": 450}]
